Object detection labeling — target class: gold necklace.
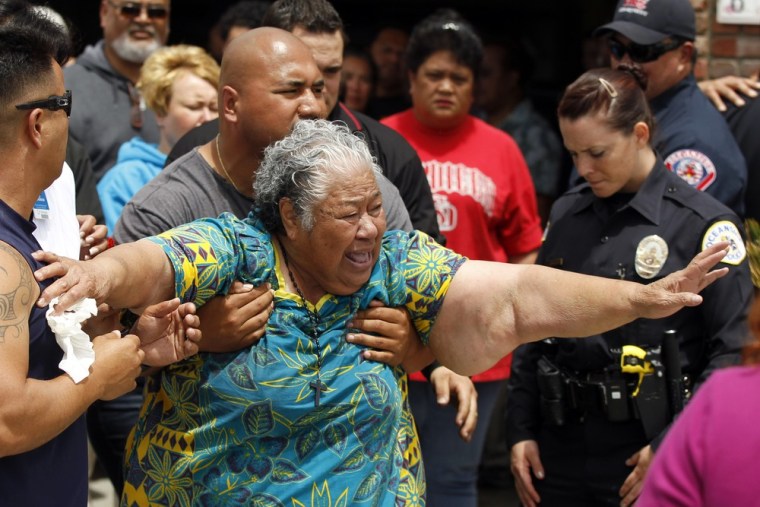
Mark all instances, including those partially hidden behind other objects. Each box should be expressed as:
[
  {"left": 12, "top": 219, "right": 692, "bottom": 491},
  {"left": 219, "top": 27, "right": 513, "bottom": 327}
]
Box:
[{"left": 215, "top": 134, "right": 246, "bottom": 194}]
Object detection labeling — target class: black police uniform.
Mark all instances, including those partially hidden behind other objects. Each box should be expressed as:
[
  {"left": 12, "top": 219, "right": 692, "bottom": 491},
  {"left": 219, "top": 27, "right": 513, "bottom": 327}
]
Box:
[
  {"left": 723, "top": 95, "right": 760, "bottom": 223},
  {"left": 506, "top": 160, "right": 752, "bottom": 506},
  {"left": 651, "top": 75, "right": 748, "bottom": 218}
]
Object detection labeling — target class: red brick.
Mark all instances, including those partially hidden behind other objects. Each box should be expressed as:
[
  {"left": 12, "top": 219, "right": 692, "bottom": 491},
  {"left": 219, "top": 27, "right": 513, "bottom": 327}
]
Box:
[
  {"left": 709, "top": 59, "right": 739, "bottom": 77},
  {"left": 744, "top": 26, "right": 760, "bottom": 35},
  {"left": 711, "top": 20, "right": 741, "bottom": 34},
  {"left": 737, "top": 36, "right": 760, "bottom": 57},
  {"left": 712, "top": 36, "right": 738, "bottom": 56}
]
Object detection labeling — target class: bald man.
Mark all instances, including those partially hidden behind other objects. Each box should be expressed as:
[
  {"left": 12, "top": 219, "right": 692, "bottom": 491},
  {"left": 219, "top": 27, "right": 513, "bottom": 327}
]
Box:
[{"left": 115, "top": 27, "right": 411, "bottom": 241}]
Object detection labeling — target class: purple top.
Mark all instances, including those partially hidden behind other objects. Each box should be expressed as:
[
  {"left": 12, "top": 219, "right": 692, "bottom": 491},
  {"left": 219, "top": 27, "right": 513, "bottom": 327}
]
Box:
[{"left": 638, "top": 366, "right": 760, "bottom": 507}]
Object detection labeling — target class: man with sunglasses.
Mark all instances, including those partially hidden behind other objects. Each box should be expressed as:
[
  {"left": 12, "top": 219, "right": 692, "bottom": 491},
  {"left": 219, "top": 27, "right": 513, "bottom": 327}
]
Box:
[
  {"left": 64, "top": 0, "right": 170, "bottom": 181},
  {"left": 594, "top": 0, "right": 747, "bottom": 218},
  {"left": 0, "top": 19, "right": 146, "bottom": 506}
]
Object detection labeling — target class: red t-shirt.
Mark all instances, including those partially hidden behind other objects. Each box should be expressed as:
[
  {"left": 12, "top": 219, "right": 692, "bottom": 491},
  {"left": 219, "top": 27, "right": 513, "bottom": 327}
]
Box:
[{"left": 383, "top": 110, "right": 543, "bottom": 382}]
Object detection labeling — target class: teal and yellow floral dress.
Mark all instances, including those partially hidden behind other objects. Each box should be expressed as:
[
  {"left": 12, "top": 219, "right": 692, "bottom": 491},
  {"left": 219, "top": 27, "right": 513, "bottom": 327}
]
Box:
[{"left": 121, "top": 213, "right": 466, "bottom": 507}]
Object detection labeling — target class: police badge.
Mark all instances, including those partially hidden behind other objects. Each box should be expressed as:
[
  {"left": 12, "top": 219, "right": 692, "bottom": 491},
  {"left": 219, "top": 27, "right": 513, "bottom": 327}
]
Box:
[{"left": 635, "top": 235, "right": 669, "bottom": 279}]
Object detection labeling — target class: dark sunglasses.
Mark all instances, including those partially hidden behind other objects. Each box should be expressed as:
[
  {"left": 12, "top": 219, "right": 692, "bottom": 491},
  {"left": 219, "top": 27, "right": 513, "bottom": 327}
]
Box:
[
  {"left": 15, "top": 89, "right": 72, "bottom": 117},
  {"left": 107, "top": 1, "right": 169, "bottom": 20},
  {"left": 608, "top": 38, "right": 684, "bottom": 64}
]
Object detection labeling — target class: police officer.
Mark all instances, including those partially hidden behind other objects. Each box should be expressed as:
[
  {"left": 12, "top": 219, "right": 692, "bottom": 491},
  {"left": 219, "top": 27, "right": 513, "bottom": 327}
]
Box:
[
  {"left": 506, "top": 67, "right": 752, "bottom": 507},
  {"left": 592, "top": 0, "right": 748, "bottom": 218}
]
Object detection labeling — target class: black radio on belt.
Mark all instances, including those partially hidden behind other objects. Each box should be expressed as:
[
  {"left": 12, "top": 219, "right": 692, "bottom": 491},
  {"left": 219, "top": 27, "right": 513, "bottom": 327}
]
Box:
[{"left": 601, "top": 369, "right": 630, "bottom": 422}]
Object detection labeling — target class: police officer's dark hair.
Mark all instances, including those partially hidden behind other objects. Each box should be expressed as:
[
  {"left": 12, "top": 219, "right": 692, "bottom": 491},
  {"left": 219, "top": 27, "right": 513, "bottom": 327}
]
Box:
[
  {"left": 261, "top": 0, "right": 346, "bottom": 42},
  {"left": 218, "top": 0, "right": 272, "bottom": 42},
  {"left": 558, "top": 66, "right": 654, "bottom": 136},
  {"left": 405, "top": 8, "right": 482, "bottom": 76},
  {"left": 0, "top": 6, "right": 71, "bottom": 110}
]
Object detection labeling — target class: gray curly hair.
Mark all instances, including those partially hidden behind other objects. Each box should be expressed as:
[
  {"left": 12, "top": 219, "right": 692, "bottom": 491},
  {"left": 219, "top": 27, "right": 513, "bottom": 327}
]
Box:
[{"left": 254, "top": 119, "right": 382, "bottom": 233}]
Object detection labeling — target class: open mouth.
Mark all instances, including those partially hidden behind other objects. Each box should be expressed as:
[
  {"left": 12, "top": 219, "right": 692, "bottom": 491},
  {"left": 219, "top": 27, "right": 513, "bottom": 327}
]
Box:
[{"left": 345, "top": 250, "right": 372, "bottom": 268}]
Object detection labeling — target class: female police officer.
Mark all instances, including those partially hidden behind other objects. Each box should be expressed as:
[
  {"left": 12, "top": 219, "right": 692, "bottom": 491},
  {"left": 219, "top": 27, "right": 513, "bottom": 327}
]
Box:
[{"left": 506, "top": 67, "right": 753, "bottom": 507}]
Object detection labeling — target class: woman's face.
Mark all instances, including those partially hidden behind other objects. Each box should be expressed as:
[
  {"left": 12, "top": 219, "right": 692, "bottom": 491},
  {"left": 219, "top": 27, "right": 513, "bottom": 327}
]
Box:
[
  {"left": 158, "top": 72, "right": 218, "bottom": 150},
  {"left": 409, "top": 50, "right": 474, "bottom": 130},
  {"left": 559, "top": 112, "right": 650, "bottom": 198},
  {"left": 291, "top": 166, "right": 386, "bottom": 296},
  {"left": 341, "top": 55, "right": 374, "bottom": 112}
]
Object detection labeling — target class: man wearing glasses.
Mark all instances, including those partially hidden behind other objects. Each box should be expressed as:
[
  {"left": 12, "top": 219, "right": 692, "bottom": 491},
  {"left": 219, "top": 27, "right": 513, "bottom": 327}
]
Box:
[
  {"left": 594, "top": 0, "right": 747, "bottom": 218},
  {"left": 64, "top": 0, "right": 170, "bottom": 181}
]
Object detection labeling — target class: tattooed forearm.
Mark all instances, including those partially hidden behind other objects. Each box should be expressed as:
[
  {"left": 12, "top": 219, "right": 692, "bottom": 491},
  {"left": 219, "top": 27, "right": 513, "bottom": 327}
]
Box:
[{"left": 0, "top": 243, "right": 35, "bottom": 343}]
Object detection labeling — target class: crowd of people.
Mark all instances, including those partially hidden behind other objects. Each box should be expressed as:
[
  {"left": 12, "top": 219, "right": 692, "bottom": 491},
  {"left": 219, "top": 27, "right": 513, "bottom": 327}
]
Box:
[{"left": 0, "top": 0, "right": 759, "bottom": 506}]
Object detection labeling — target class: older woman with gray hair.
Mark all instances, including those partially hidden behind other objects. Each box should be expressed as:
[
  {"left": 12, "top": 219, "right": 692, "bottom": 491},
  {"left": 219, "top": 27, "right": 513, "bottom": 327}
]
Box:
[{"left": 35, "top": 119, "right": 729, "bottom": 506}]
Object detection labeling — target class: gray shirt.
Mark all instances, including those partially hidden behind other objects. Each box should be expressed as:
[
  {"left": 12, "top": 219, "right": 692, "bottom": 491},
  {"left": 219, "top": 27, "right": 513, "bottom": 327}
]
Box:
[
  {"left": 114, "top": 148, "right": 412, "bottom": 243},
  {"left": 64, "top": 41, "right": 159, "bottom": 181}
]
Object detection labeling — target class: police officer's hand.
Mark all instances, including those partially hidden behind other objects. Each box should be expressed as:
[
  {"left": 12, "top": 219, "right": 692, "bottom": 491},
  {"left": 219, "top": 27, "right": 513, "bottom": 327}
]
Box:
[
  {"left": 511, "top": 440, "right": 543, "bottom": 507},
  {"left": 698, "top": 75, "right": 760, "bottom": 112},
  {"left": 619, "top": 444, "right": 653, "bottom": 507},
  {"left": 428, "top": 367, "right": 478, "bottom": 442}
]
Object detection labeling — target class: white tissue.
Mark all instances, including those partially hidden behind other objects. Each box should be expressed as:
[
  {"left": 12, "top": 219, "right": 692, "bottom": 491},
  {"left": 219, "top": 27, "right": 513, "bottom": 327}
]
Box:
[{"left": 46, "top": 297, "right": 97, "bottom": 383}]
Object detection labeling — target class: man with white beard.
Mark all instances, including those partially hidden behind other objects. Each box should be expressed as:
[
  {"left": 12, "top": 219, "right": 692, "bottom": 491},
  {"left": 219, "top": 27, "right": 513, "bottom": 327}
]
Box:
[{"left": 65, "top": 0, "right": 170, "bottom": 180}]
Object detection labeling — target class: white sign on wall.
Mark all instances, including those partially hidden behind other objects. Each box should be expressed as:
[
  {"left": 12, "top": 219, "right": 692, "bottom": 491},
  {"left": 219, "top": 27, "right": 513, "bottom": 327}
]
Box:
[{"left": 717, "top": 0, "right": 760, "bottom": 24}]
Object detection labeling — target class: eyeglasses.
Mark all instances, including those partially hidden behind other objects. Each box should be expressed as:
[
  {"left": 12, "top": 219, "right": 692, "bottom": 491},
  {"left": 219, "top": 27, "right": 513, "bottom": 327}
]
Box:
[
  {"left": 107, "top": 1, "right": 169, "bottom": 20},
  {"left": 608, "top": 38, "right": 684, "bottom": 64},
  {"left": 15, "top": 90, "right": 72, "bottom": 117}
]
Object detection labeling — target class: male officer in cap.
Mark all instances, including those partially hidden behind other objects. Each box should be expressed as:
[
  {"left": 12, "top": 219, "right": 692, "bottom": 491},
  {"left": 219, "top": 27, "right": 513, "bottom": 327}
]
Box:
[{"left": 594, "top": 0, "right": 748, "bottom": 217}]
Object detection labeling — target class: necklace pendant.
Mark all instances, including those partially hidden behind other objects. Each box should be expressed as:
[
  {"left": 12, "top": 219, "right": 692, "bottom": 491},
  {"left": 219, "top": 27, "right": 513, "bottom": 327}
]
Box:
[{"left": 310, "top": 378, "right": 327, "bottom": 407}]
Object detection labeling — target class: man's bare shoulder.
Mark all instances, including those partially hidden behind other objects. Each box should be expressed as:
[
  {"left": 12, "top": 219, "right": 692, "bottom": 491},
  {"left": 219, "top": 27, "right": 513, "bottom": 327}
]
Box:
[{"left": 0, "top": 241, "right": 37, "bottom": 344}]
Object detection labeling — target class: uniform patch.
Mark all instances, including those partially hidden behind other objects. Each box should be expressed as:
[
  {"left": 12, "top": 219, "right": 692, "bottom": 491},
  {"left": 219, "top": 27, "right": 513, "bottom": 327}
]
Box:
[
  {"left": 635, "top": 235, "right": 669, "bottom": 279},
  {"left": 702, "top": 220, "right": 746, "bottom": 266},
  {"left": 664, "top": 149, "right": 717, "bottom": 191}
]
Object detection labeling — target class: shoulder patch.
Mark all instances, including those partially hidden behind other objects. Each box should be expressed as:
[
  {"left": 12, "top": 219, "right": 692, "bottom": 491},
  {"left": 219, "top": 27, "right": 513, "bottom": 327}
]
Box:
[
  {"left": 702, "top": 220, "right": 746, "bottom": 266},
  {"left": 664, "top": 149, "right": 716, "bottom": 191}
]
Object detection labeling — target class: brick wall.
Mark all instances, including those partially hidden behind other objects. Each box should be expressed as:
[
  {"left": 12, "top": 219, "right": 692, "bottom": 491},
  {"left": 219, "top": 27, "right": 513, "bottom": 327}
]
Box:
[{"left": 694, "top": 0, "right": 760, "bottom": 79}]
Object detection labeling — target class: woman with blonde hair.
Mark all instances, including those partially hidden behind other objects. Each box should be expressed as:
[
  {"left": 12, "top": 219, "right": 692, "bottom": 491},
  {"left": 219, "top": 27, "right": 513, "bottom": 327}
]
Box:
[{"left": 98, "top": 44, "right": 219, "bottom": 233}]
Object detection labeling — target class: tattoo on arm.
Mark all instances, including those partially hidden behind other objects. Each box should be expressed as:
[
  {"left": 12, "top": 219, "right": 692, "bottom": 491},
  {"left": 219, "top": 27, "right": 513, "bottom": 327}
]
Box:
[{"left": 0, "top": 243, "right": 35, "bottom": 343}]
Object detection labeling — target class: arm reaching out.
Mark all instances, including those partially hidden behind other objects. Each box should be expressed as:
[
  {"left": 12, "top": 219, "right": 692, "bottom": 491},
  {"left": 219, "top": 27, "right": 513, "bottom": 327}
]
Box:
[
  {"left": 430, "top": 243, "right": 730, "bottom": 375},
  {"left": 33, "top": 239, "right": 176, "bottom": 313}
]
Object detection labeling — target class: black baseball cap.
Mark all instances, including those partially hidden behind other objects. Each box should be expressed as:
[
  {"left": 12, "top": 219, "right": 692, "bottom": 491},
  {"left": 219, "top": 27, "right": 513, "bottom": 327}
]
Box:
[{"left": 594, "top": 0, "right": 696, "bottom": 45}]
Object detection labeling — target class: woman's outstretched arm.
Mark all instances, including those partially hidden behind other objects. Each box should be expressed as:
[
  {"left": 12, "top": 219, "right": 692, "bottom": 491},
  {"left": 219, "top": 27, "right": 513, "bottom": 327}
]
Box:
[{"left": 429, "top": 243, "right": 730, "bottom": 376}]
